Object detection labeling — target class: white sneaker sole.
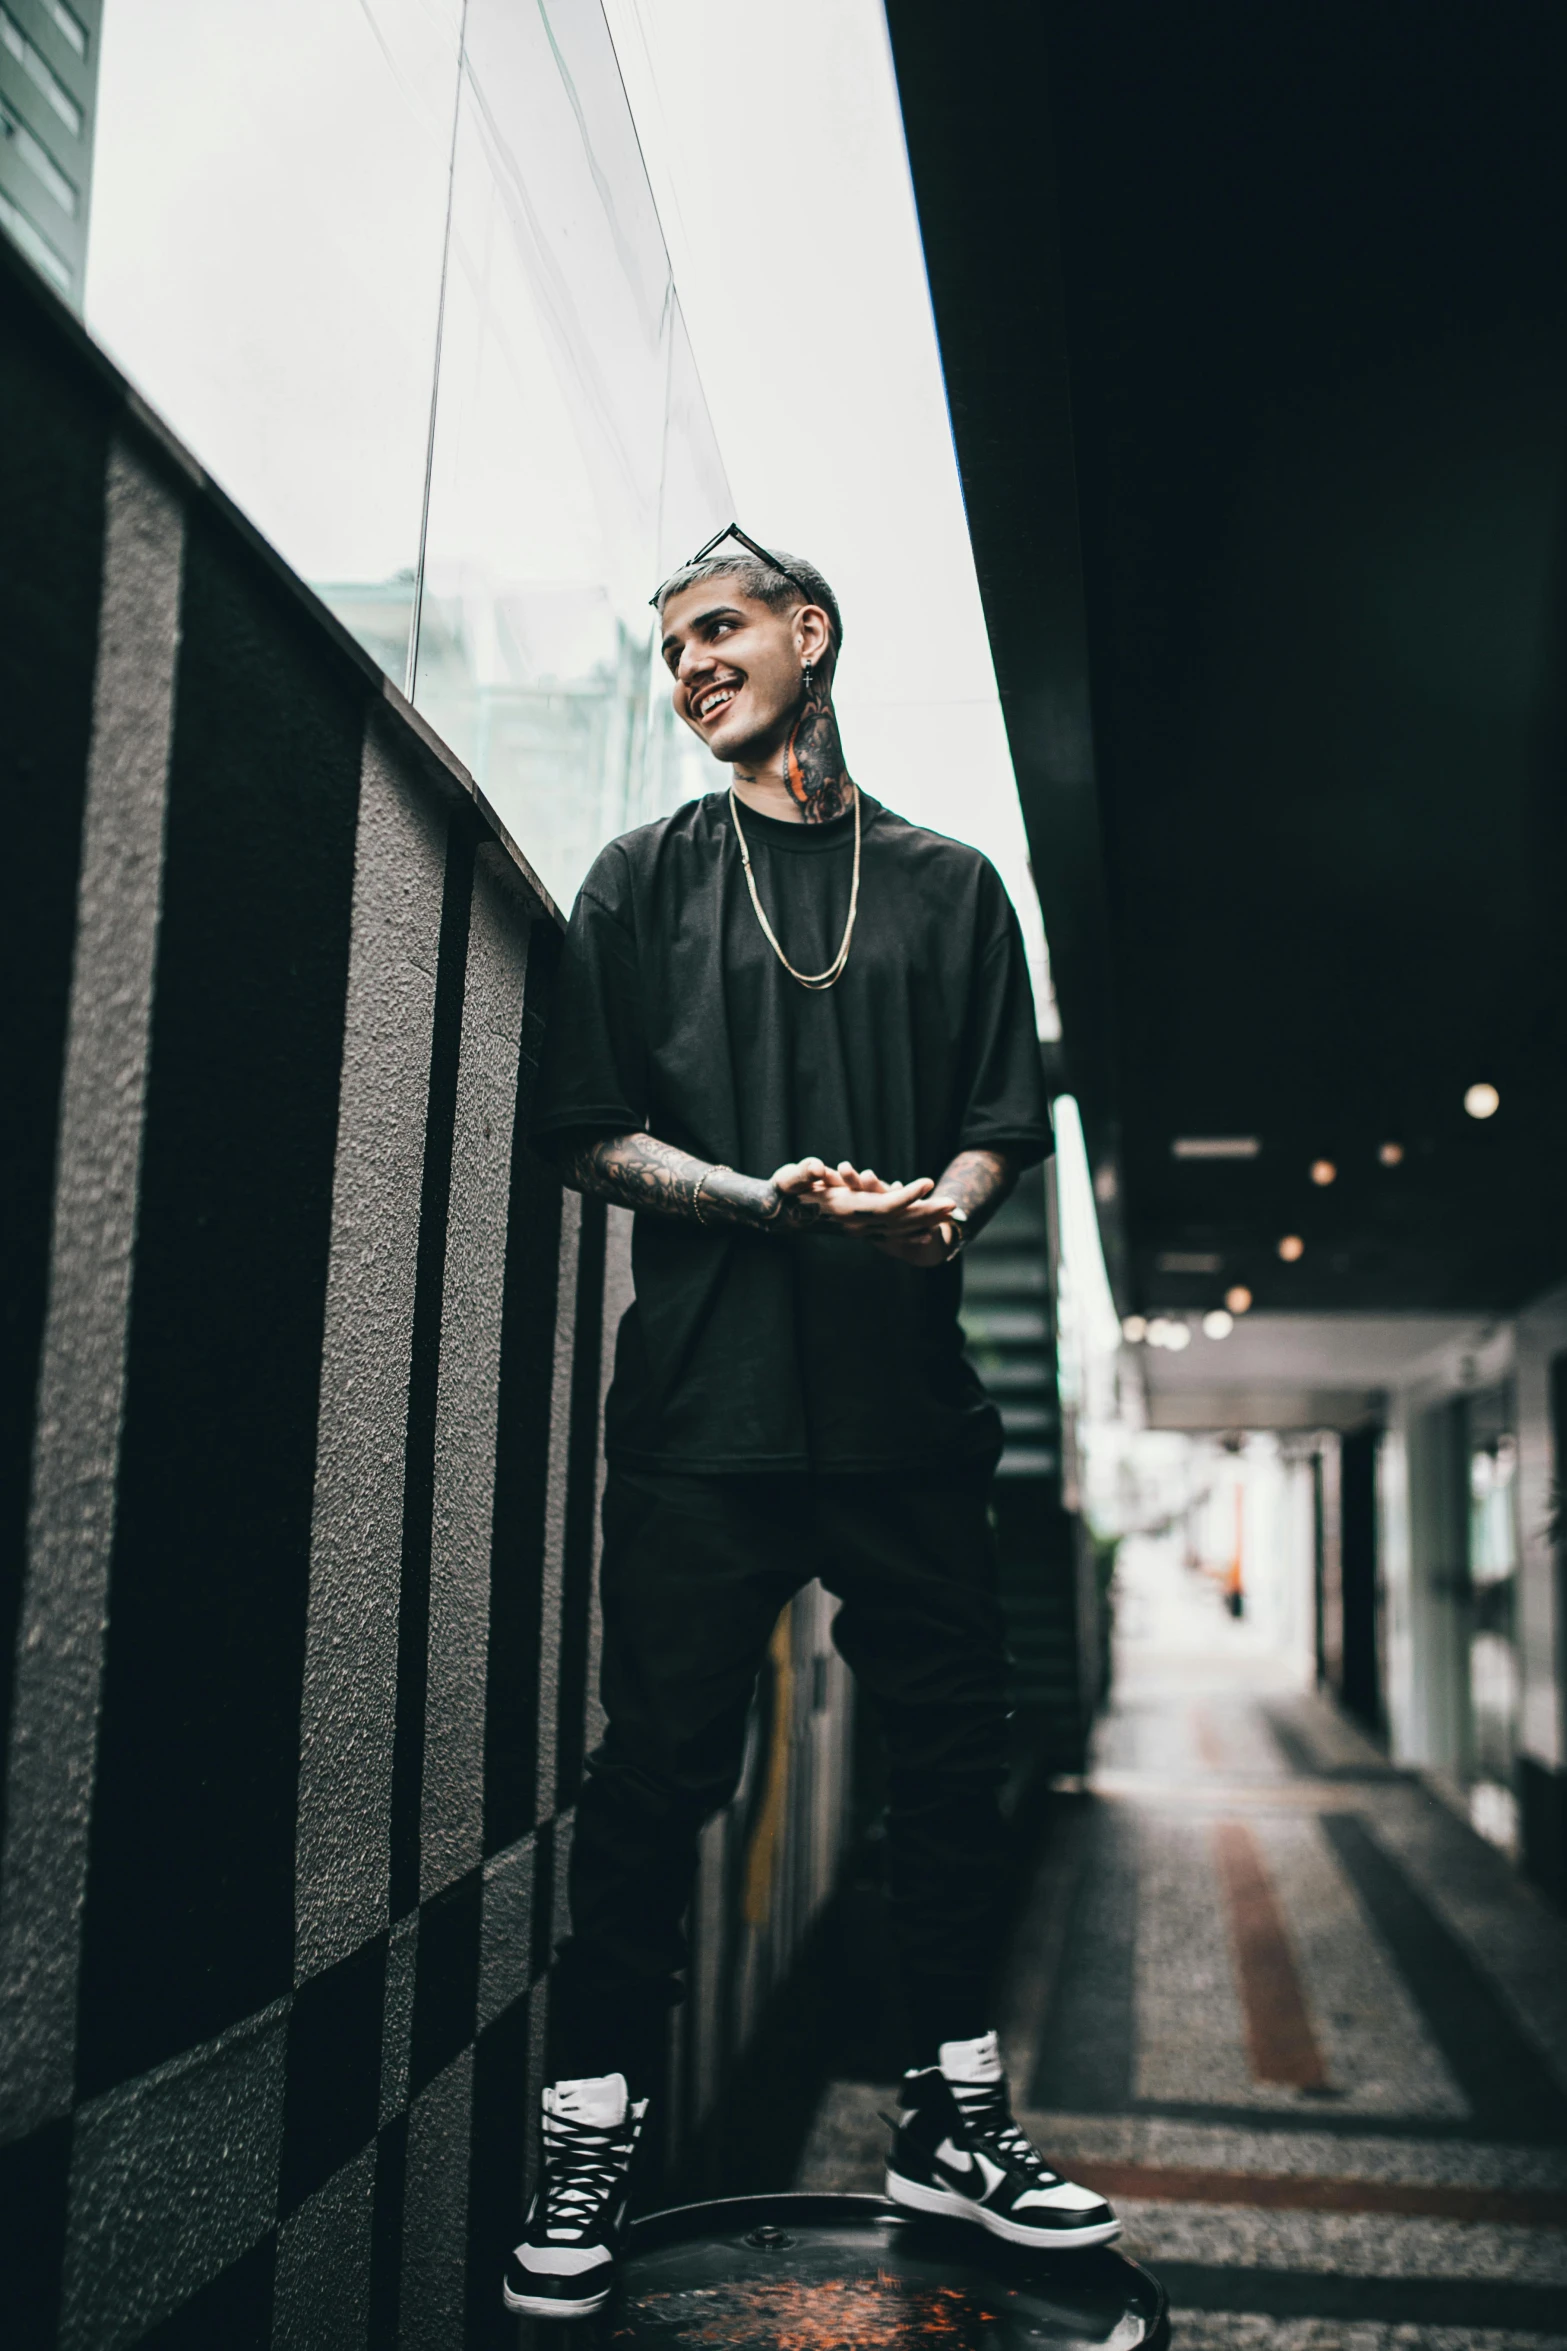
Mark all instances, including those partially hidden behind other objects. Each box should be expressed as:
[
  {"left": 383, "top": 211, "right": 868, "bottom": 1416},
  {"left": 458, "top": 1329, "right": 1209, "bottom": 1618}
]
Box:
[
  {"left": 885, "top": 2167, "right": 1123, "bottom": 2251},
  {"left": 503, "top": 2278, "right": 612, "bottom": 2319}
]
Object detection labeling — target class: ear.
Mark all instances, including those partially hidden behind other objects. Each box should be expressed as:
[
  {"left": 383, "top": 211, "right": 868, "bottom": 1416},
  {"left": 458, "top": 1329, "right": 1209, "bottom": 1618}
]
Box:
[{"left": 793, "top": 603, "right": 835, "bottom": 668}]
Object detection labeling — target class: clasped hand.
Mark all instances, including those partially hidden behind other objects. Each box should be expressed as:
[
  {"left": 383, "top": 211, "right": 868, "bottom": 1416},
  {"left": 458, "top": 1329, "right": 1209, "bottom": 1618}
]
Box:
[{"left": 770, "top": 1158, "right": 958, "bottom": 1267}]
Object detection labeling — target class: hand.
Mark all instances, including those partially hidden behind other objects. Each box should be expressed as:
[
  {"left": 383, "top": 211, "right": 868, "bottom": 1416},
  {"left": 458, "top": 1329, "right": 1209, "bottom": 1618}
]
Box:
[
  {"left": 770, "top": 1160, "right": 958, "bottom": 1263},
  {"left": 831, "top": 1163, "right": 964, "bottom": 1264}
]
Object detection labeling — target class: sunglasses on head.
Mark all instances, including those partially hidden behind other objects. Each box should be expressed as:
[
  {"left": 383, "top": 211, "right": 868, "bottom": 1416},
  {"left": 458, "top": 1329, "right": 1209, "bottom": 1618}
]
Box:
[{"left": 649, "top": 523, "right": 818, "bottom": 612}]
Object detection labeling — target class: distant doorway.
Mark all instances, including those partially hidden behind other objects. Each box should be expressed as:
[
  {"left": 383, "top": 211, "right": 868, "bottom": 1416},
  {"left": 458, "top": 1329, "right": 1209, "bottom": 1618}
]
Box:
[
  {"left": 1339, "top": 1426, "right": 1383, "bottom": 1737},
  {"left": 1465, "top": 1384, "right": 1521, "bottom": 1852}
]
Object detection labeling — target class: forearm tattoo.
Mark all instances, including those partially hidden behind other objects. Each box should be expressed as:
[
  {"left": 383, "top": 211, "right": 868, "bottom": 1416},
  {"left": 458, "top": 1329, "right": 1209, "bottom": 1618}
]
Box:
[
  {"left": 937, "top": 1147, "right": 1019, "bottom": 1245},
  {"left": 783, "top": 668, "right": 852, "bottom": 824},
  {"left": 560, "top": 1133, "right": 824, "bottom": 1233}
]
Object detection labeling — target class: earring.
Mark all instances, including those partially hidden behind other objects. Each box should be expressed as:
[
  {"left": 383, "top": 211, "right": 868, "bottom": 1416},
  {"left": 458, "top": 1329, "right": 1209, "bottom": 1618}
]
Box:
[{"left": 801, "top": 658, "right": 816, "bottom": 700}]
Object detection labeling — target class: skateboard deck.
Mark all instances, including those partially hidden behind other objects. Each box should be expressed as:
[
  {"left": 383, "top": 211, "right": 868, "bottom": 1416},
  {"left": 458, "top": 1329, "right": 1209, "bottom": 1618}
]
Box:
[{"left": 568, "top": 2191, "right": 1170, "bottom": 2347}]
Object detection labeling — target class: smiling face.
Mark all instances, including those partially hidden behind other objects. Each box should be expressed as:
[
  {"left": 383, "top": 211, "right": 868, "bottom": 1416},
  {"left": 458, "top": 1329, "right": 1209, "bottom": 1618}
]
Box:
[{"left": 660, "top": 576, "right": 833, "bottom": 766}]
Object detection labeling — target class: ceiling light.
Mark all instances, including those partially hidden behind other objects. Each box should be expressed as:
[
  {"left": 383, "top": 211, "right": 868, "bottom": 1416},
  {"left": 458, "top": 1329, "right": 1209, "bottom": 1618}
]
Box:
[
  {"left": 1165, "top": 1321, "right": 1191, "bottom": 1350},
  {"left": 1464, "top": 1082, "right": 1500, "bottom": 1120},
  {"left": 1202, "top": 1309, "right": 1234, "bottom": 1340},
  {"left": 1225, "top": 1285, "right": 1253, "bottom": 1315},
  {"left": 1122, "top": 1315, "right": 1147, "bottom": 1344},
  {"left": 1310, "top": 1159, "right": 1337, "bottom": 1186},
  {"left": 1278, "top": 1234, "right": 1305, "bottom": 1262},
  {"left": 1172, "top": 1136, "right": 1260, "bottom": 1160},
  {"left": 1378, "top": 1141, "right": 1404, "bottom": 1166}
]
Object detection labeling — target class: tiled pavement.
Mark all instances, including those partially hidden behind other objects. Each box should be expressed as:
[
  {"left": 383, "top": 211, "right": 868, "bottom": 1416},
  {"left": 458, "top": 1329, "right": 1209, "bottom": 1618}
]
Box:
[{"left": 796, "top": 1536, "right": 1567, "bottom": 2346}]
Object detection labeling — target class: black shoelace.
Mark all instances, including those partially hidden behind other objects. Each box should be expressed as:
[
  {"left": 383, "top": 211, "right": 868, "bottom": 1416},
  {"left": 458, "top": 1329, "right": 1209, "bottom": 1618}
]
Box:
[
  {"left": 949, "top": 2076, "right": 1062, "bottom": 2183},
  {"left": 540, "top": 2110, "right": 629, "bottom": 2238}
]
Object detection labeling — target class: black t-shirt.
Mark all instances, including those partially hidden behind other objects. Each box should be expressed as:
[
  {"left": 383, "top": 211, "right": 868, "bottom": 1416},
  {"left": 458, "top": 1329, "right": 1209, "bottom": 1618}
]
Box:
[{"left": 530, "top": 790, "right": 1051, "bottom": 1472}]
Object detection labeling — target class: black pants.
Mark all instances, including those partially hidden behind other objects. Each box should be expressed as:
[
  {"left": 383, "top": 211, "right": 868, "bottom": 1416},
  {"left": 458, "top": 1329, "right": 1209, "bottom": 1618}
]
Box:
[{"left": 552, "top": 1464, "right": 1011, "bottom": 2091}]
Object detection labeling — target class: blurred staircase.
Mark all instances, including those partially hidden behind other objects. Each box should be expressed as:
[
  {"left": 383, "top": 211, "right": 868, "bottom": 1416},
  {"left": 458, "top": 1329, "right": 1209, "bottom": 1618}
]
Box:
[{"left": 960, "top": 1173, "right": 1099, "bottom": 1776}]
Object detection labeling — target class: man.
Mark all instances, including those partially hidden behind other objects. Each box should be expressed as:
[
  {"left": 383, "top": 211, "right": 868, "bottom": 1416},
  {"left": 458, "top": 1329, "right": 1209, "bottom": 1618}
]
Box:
[{"left": 503, "top": 530, "right": 1119, "bottom": 2319}]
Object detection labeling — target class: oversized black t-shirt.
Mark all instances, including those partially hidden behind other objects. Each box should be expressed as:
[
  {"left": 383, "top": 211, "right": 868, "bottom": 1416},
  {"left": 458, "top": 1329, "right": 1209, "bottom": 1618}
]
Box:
[{"left": 530, "top": 791, "right": 1050, "bottom": 1472}]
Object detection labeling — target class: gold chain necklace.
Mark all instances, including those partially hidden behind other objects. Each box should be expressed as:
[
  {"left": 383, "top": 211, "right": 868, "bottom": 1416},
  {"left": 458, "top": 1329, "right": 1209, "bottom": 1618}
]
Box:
[{"left": 728, "top": 784, "right": 862, "bottom": 991}]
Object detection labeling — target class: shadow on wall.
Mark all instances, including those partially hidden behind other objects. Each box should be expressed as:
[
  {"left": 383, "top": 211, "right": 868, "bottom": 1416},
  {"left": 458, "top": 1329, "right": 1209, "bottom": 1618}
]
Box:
[{"left": 0, "top": 242, "right": 854, "bottom": 2351}]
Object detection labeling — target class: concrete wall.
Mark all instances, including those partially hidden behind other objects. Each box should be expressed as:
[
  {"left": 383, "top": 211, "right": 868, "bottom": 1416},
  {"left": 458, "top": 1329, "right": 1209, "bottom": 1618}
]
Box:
[{"left": 0, "top": 241, "right": 853, "bottom": 2349}]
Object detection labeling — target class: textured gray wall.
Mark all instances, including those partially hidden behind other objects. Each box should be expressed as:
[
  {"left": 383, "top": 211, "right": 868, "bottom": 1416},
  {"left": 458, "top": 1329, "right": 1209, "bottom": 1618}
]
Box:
[
  {"left": 295, "top": 722, "right": 446, "bottom": 1981},
  {"left": 0, "top": 438, "right": 182, "bottom": 2142}
]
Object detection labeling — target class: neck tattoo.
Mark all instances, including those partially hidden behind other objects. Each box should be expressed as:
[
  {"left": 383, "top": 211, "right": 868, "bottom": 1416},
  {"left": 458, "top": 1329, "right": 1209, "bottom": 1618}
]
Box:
[{"left": 783, "top": 669, "right": 852, "bottom": 824}]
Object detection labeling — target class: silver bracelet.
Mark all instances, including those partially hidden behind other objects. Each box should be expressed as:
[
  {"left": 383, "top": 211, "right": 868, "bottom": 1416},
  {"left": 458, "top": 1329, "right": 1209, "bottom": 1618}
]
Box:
[{"left": 943, "top": 1208, "right": 970, "bottom": 1262}]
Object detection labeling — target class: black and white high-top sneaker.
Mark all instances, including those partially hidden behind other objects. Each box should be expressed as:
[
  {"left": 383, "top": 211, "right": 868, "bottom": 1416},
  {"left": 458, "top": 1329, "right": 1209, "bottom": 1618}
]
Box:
[
  {"left": 886, "top": 2031, "right": 1120, "bottom": 2252},
  {"left": 502, "top": 2073, "right": 648, "bottom": 2319}
]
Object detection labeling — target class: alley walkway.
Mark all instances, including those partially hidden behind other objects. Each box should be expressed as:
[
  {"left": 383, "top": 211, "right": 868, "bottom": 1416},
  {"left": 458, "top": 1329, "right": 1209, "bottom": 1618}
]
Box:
[{"left": 798, "top": 1536, "right": 1567, "bottom": 2345}]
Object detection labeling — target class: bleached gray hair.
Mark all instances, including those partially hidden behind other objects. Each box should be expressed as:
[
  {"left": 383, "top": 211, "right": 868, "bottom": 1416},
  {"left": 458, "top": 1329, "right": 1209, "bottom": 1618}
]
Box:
[{"left": 655, "top": 549, "right": 843, "bottom": 659}]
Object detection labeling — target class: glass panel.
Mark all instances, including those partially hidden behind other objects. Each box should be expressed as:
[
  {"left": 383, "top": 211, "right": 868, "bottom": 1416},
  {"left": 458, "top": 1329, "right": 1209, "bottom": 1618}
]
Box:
[
  {"left": 1, "top": 6, "right": 81, "bottom": 135},
  {"left": 0, "top": 180, "right": 69, "bottom": 288},
  {"left": 84, "top": 0, "right": 461, "bottom": 674},
  {"left": 414, "top": 0, "right": 728, "bottom": 909},
  {"left": 0, "top": 91, "right": 78, "bottom": 216},
  {"left": 633, "top": 295, "right": 731, "bottom": 834},
  {"left": 658, "top": 292, "right": 731, "bottom": 577},
  {"left": 47, "top": 0, "right": 89, "bottom": 59}
]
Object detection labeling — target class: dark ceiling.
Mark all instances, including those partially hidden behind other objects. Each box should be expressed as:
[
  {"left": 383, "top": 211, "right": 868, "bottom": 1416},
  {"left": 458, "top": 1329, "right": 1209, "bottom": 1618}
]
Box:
[{"left": 887, "top": 0, "right": 1567, "bottom": 1316}]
